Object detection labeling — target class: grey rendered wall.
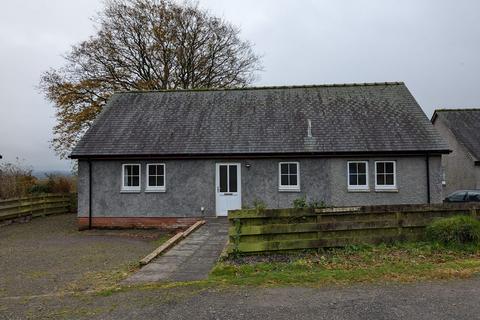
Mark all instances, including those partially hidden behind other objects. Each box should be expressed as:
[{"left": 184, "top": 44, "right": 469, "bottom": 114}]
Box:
[
  {"left": 240, "top": 158, "right": 330, "bottom": 208},
  {"left": 329, "top": 156, "right": 442, "bottom": 205},
  {"left": 78, "top": 159, "right": 217, "bottom": 218},
  {"left": 77, "top": 155, "right": 443, "bottom": 218},
  {"left": 433, "top": 118, "right": 478, "bottom": 195},
  {"left": 476, "top": 167, "right": 480, "bottom": 189}
]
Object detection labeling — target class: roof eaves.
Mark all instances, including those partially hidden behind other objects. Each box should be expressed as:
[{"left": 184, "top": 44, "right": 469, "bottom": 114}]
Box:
[{"left": 70, "top": 149, "right": 451, "bottom": 160}]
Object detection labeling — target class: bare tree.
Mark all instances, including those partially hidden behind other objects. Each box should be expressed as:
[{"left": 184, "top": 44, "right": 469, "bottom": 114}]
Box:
[{"left": 40, "top": 0, "right": 262, "bottom": 158}]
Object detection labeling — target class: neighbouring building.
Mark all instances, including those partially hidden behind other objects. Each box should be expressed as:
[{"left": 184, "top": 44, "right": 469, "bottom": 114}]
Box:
[
  {"left": 431, "top": 108, "right": 480, "bottom": 195},
  {"left": 70, "top": 82, "right": 449, "bottom": 229}
]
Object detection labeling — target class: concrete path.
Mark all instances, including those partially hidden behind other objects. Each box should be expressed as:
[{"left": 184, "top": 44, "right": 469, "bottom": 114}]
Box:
[{"left": 125, "top": 217, "right": 228, "bottom": 283}]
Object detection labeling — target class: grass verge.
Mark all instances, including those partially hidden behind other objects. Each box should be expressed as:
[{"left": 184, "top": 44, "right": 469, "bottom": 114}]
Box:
[{"left": 209, "top": 242, "right": 480, "bottom": 287}]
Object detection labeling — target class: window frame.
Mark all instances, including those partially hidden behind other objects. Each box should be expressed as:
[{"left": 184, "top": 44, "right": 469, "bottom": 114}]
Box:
[
  {"left": 121, "top": 163, "right": 141, "bottom": 192},
  {"left": 347, "top": 161, "right": 369, "bottom": 191},
  {"left": 374, "top": 161, "right": 397, "bottom": 191},
  {"left": 146, "top": 163, "right": 166, "bottom": 192},
  {"left": 278, "top": 162, "right": 301, "bottom": 192}
]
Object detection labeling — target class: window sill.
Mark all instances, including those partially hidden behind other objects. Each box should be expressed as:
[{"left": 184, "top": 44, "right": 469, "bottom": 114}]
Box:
[
  {"left": 120, "top": 189, "right": 141, "bottom": 193},
  {"left": 278, "top": 188, "right": 301, "bottom": 193},
  {"left": 348, "top": 188, "right": 370, "bottom": 193},
  {"left": 145, "top": 188, "right": 166, "bottom": 193},
  {"left": 375, "top": 188, "right": 398, "bottom": 193}
]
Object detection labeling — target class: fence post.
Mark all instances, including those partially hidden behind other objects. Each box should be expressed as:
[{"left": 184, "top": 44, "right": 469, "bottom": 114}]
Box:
[
  {"left": 470, "top": 208, "right": 479, "bottom": 220},
  {"left": 42, "top": 194, "right": 46, "bottom": 217},
  {"left": 316, "top": 212, "right": 322, "bottom": 243},
  {"left": 396, "top": 211, "right": 403, "bottom": 239}
]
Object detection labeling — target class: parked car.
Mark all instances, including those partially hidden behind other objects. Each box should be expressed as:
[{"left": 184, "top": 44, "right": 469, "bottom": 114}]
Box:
[{"left": 444, "top": 190, "right": 480, "bottom": 203}]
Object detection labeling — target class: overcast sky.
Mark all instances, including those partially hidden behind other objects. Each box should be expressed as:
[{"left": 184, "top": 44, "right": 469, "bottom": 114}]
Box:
[{"left": 0, "top": 0, "right": 479, "bottom": 171}]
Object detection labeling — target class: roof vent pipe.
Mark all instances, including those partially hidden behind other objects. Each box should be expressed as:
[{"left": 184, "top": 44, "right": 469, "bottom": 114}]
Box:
[{"left": 307, "top": 119, "right": 312, "bottom": 138}]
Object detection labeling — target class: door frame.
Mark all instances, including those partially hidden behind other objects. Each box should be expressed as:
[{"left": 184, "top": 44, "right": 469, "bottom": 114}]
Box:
[{"left": 215, "top": 163, "right": 242, "bottom": 216}]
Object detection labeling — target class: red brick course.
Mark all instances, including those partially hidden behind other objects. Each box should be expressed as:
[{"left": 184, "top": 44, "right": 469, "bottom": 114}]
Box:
[{"left": 77, "top": 216, "right": 201, "bottom": 231}]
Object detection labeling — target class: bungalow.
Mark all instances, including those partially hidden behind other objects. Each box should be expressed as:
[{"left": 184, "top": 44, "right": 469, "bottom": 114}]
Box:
[
  {"left": 431, "top": 109, "right": 480, "bottom": 195},
  {"left": 71, "top": 82, "right": 449, "bottom": 229}
]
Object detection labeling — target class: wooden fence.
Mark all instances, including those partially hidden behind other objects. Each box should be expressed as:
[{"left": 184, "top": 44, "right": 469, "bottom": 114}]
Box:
[
  {"left": 228, "top": 203, "right": 480, "bottom": 254},
  {"left": 0, "top": 193, "right": 75, "bottom": 223}
]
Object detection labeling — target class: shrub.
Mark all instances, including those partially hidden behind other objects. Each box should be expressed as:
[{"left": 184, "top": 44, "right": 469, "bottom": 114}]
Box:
[
  {"left": 29, "top": 184, "right": 52, "bottom": 194},
  {"left": 308, "top": 199, "right": 326, "bottom": 209},
  {"left": 30, "top": 174, "right": 76, "bottom": 195},
  {"left": 426, "top": 215, "right": 480, "bottom": 245},
  {"left": 293, "top": 196, "right": 326, "bottom": 209},
  {"left": 293, "top": 196, "right": 307, "bottom": 209},
  {"left": 252, "top": 199, "right": 266, "bottom": 211},
  {"left": 0, "top": 159, "right": 36, "bottom": 199}
]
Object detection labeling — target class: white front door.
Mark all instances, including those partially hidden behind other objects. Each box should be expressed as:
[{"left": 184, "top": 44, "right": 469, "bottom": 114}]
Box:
[{"left": 215, "top": 163, "right": 241, "bottom": 216}]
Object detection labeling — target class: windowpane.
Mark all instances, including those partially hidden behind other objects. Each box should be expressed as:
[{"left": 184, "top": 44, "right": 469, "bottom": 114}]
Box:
[
  {"left": 385, "top": 162, "right": 394, "bottom": 173},
  {"left": 289, "top": 163, "right": 297, "bottom": 175},
  {"left": 377, "top": 174, "right": 384, "bottom": 185},
  {"left": 449, "top": 192, "right": 466, "bottom": 201},
  {"left": 158, "top": 176, "right": 164, "bottom": 187},
  {"left": 132, "top": 165, "right": 139, "bottom": 176},
  {"left": 358, "top": 174, "right": 367, "bottom": 185},
  {"left": 219, "top": 165, "right": 227, "bottom": 192},
  {"left": 149, "top": 176, "right": 156, "bottom": 187},
  {"left": 125, "top": 165, "right": 131, "bottom": 176},
  {"left": 149, "top": 165, "right": 156, "bottom": 176},
  {"left": 280, "top": 164, "right": 289, "bottom": 175},
  {"left": 469, "top": 194, "right": 480, "bottom": 202},
  {"left": 349, "top": 174, "right": 357, "bottom": 186},
  {"left": 349, "top": 163, "right": 357, "bottom": 174},
  {"left": 357, "top": 163, "right": 366, "bottom": 174},
  {"left": 132, "top": 176, "right": 139, "bottom": 187},
  {"left": 290, "top": 174, "right": 298, "bottom": 186},
  {"left": 376, "top": 162, "right": 385, "bottom": 174},
  {"left": 229, "top": 165, "right": 237, "bottom": 192},
  {"left": 157, "top": 165, "right": 164, "bottom": 176},
  {"left": 281, "top": 174, "right": 289, "bottom": 186},
  {"left": 385, "top": 174, "right": 394, "bottom": 185}
]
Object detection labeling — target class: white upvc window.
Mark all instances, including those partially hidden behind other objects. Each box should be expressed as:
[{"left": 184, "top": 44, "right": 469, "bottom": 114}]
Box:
[
  {"left": 375, "top": 161, "right": 397, "bottom": 190},
  {"left": 279, "top": 162, "right": 300, "bottom": 191},
  {"left": 122, "top": 164, "right": 141, "bottom": 192},
  {"left": 347, "top": 161, "right": 369, "bottom": 191},
  {"left": 146, "top": 163, "right": 166, "bottom": 192}
]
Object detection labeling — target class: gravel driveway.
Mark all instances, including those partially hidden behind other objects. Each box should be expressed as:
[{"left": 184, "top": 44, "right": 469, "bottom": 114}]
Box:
[
  {"left": 0, "top": 213, "right": 170, "bottom": 298},
  {"left": 2, "top": 278, "right": 480, "bottom": 319},
  {"left": 2, "top": 214, "right": 480, "bottom": 319}
]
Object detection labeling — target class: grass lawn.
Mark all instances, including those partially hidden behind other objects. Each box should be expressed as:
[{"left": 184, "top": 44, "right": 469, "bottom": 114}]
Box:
[{"left": 209, "top": 243, "right": 480, "bottom": 287}]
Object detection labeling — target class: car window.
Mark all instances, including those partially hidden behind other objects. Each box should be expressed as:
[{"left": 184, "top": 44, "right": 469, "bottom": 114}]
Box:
[
  {"left": 467, "top": 192, "right": 480, "bottom": 202},
  {"left": 448, "top": 191, "right": 467, "bottom": 201}
]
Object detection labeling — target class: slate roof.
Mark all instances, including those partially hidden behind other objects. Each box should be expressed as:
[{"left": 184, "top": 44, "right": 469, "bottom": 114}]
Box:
[
  {"left": 432, "top": 109, "right": 480, "bottom": 161},
  {"left": 70, "top": 82, "right": 449, "bottom": 158}
]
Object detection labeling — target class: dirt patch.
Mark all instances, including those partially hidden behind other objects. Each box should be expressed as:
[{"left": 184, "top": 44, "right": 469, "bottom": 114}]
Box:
[{"left": 0, "top": 213, "right": 172, "bottom": 298}]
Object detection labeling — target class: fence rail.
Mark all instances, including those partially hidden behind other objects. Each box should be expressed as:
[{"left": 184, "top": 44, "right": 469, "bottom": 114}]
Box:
[
  {"left": 228, "top": 203, "right": 480, "bottom": 254},
  {"left": 0, "top": 193, "right": 75, "bottom": 223}
]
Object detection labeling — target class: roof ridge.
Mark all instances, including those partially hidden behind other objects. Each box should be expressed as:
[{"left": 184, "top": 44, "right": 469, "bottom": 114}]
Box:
[{"left": 114, "top": 81, "right": 405, "bottom": 94}]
